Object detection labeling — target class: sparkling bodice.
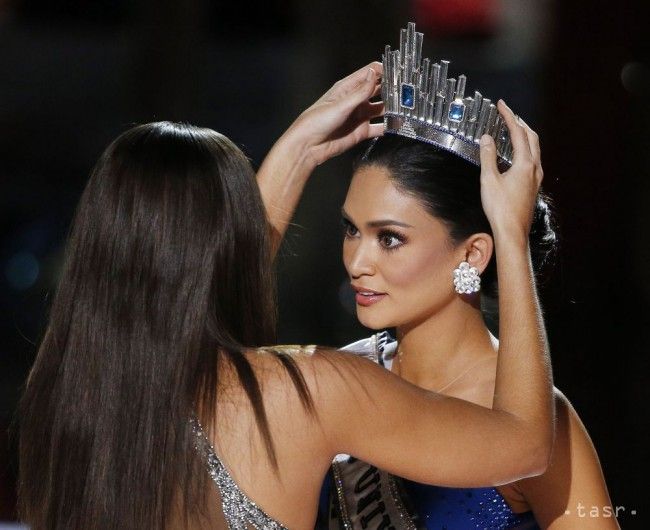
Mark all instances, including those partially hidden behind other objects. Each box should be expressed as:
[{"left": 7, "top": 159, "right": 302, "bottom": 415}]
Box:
[{"left": 190, "top": 417, "right": 288, "bottom": 530}]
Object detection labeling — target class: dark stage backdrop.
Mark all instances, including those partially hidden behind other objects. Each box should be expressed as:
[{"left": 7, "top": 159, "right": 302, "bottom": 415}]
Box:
[{"left": 0, "top": 0, "right": 647, "bottom": 527}]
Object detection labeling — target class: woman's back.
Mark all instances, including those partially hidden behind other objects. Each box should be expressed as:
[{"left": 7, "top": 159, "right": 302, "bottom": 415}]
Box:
[{"left": 194, "top": 348, "right": 332, "bottom": 529}]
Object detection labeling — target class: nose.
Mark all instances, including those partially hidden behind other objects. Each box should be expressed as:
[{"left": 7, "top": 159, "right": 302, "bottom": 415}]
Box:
[{"left": 345, "top": 239, "right": 376, "bottom": 279}]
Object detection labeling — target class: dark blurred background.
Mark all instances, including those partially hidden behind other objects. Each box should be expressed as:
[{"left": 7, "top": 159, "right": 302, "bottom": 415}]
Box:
[{"left": 1, "top": 0, "right": 647, "bottom": 527}]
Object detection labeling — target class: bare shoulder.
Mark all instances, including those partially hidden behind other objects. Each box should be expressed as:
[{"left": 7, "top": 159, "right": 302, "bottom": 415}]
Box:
[
  {"left": 244, "top": 344, "right": 403, "bottom": 443},
  {"left": 244, "top": 345, "right": 386, "bottom": 403},
  {"left": 213, "top": 346, "right": 351, "bottom": 473},
  {"left": 514, "top": 387, "right": 618, "bottom": 529},
  {"left": 233, "top": 346, "right": 392, "bottom": 465},
  {"left": 522, "top": 386, "right": 602, "bottom": 478},
  {"left": 548, "top": 387, "right": 600, "bottom": 463}
]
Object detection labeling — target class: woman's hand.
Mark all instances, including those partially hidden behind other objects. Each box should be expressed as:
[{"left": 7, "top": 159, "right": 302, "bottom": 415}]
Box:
[
  {"left": 283, "top": 61, "right": 384, "bottom": 169},
  {"left": 479, "top": 100, "right": 544, "bottom": 244},
  {"left": 258, "top": 62, "right": 384, "bottom": 253}
]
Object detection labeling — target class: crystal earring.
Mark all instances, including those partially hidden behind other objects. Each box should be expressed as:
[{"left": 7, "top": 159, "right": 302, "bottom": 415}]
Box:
[{"left": 453, "top": 261, "right": 481, "bottom": 294}]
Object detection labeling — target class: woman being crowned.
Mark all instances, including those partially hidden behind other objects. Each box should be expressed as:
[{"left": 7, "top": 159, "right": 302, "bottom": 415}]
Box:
[{"left": 260, "top": 23, "right": 616, "bottom": 530}]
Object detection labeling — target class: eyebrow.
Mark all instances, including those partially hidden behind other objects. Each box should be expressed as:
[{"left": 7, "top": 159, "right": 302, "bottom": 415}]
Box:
[{"left": 341, "top": 208, "right": 413, "bottom": 229}]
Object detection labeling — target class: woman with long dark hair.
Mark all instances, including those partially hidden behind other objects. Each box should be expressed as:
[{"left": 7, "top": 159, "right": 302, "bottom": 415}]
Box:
[{"left": 19, "top": 64, "right": 554, "bottom": 530}]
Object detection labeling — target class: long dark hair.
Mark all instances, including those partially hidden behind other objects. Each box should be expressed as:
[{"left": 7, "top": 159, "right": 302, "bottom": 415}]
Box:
[
  {"left": 358, "top": 135, "right": 557, "bottom": 297},
  {"left": 18, "top": 122, "right": 311, "bottom": 529}
]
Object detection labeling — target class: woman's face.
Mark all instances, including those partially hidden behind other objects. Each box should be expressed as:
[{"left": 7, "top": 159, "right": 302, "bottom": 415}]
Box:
[{"left": 342, "top": 164, "right": 462, "bottom": 330}]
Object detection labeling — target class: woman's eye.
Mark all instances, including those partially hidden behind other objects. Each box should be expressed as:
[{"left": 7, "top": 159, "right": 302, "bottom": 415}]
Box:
[
  {"left": 379, "top": 231, "right": 405, "bottom": 249},
  {"left": 342, "top": 219, "right": 359, "bottom": 238}
]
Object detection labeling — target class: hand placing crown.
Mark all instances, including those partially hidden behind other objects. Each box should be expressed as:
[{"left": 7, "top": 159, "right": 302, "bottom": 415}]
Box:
[{"left": 382, "top": 22, "right": 514, "bottom": 170}]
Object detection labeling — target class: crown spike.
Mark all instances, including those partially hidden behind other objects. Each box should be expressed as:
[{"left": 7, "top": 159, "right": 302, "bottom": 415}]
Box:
[
  {"left": 430, "top": 63, "right": 441, "bottom": 101},
  {"left": 420, "top": 90, "right": 429, "bottom": 121},
  {"left": 391, "top": 51, "right": 400, "bottom": 85},
  {"left": 392, "top": 51, "right": 401, "bottom": 112},
  {"left": 458, "top": 97, "right": 473, "bottom": 136},
  {"left": 382, "top": 45, "right": 391, "bottom": 105},
  {"left": 406, "top": 22, "right": 415, "bottom": 53},
  {"left": 465, "top": 91, "right": 483, "bottom": 140},
  {"left": 412, "top": 91, "right": 418, "bottom": 118},
  {"left": 427, "top": 61, "right": 435, "bottom": 94},
  {"left": 439, "top": 61, "right": 449, "bottom": 91},
  {"left": 404, "top": 23, "right": 417, "bottom": 84},
  {"left": 485, "top": 104, "right": 498, "bottom": 138},
  {"left": 495, "top": 117, "right": 508, "bottom": 155},
  {"left": 420, "top": 58, "right": 430, "bottom": 93},
  {"left": 487, "top": 111, "right": 501, "bottom": 138},
  {"left": 441, "top": 78, "right": 456, "bottom": 130},
  {"left": 474, "top": 100, "right": 493, "bottom": 142},
  {"left": 456, "top": 75, "right": 467, "bottom": 100},
  {"left": 414, "top": 31, "right": 423, "bottom": 68},
  {"left": 433, "top": 93, "right": 445, "bottom": 126},
  {"left": 425, "top": 63, "right": 440, "bottom": 123}
]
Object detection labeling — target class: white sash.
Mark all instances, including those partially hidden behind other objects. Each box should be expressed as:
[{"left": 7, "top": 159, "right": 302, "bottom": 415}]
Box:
[{"left": 328, "top": 333, "right": 422, "bottom": 530}]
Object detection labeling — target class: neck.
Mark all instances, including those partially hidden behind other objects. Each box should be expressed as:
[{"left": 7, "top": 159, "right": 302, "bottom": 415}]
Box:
[{"left": 394, "top": 295, "right": 497, "bottom": 391}]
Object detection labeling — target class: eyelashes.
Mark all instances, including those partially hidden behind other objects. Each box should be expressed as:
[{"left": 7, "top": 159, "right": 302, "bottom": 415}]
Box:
[
  {"left": 378, "top": 229, "right": 406, "bottom": 250},
  {"left": 341, "top": 217, "right": 358, "bottom": 238},
  {"left": 341, "top": 218, "right": 407, "bottom": 251}
]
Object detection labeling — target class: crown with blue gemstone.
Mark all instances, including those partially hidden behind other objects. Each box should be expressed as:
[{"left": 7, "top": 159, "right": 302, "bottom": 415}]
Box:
[{"left": 381, "top": 22, "right": 513, "bottom": 169}]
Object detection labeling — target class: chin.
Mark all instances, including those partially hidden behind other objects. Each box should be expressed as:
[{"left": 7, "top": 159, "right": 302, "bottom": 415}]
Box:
[{"left": 355, "top": 306, "right": 396, "bottom": 331}]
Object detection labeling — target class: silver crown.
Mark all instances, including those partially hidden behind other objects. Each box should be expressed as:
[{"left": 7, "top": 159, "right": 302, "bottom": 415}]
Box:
[{"left": 382, "top": 22, "right": 513, "bottom": 169}]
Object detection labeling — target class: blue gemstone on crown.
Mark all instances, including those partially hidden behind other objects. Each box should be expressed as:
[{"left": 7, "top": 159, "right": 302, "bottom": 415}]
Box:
[
  {"left": 449, "top": 101, "right": 465, "bottom": 122},
  {"left": 401, "top": 83, "right": 415, "bottom": 109}
]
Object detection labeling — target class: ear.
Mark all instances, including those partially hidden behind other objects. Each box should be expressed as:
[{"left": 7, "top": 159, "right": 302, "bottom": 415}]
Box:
[{"left": 462, "top": 233, "right": 493, "bottom": 274}]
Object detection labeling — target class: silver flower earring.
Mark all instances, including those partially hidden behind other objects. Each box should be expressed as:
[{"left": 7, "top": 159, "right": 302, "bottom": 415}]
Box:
[{"left": 453, "top": 261, "right": 481, "bottom": 294}]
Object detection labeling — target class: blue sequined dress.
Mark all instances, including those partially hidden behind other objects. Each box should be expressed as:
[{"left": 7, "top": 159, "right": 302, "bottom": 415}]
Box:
[{"left": 315, "top": 333, "right": 539, "bottom": 530}]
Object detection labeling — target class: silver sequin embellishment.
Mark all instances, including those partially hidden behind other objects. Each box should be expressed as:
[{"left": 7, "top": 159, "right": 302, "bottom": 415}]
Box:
[{"left": 190, "top": 417, "right": 288, "bottom": 530}]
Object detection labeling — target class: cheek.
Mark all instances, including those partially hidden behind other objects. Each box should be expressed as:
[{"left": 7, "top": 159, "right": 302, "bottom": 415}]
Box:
[
  {"left": 342, "top": 239, "right": 353, "bottom": 271},
  {"left": 383, "top": 245, "right": 457, "bottom": 318},
  {"left": 385, "top": 247, "right": 451, "bottom": 291}
]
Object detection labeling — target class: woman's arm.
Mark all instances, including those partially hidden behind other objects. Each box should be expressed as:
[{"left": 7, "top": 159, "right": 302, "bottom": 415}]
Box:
[
  {"left": 299, "top": 101, "right": 554, "bottom": 488},
  {"left": 516, "top": 388, "right": 618, "bottom": 529},
  {"left": 256, "top": 62, "right": 383, "bottom": 254}
]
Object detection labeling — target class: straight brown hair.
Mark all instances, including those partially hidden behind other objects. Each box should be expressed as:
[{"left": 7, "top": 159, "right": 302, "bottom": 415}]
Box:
[{"left": 18, "top": 122, "right": 312, "bottom": 529}]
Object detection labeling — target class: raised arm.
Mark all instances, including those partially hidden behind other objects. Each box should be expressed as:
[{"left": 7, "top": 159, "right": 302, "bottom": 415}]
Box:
[
  {"left": 256, "top": 62, "right": 383, "bottom": 255},
  {"left": 305, "top": 100, "right": 554, "bottom": 487}
]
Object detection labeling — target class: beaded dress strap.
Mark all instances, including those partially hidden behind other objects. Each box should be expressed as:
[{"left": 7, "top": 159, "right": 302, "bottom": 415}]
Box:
[{"left": 189, "top": 417, "right": 288, "bottom": 530}]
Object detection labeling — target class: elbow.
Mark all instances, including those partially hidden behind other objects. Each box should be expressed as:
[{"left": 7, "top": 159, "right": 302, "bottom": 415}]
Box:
[
  {"left": 521, "top": 429, "right": 553, "bottom": 478},
  {"left": 520, "top": 393, "right": 557, "bottom": 478},
  {"left": 527, "top": 392, "right": 559, "bottom": 476},
  {"left": 526, "top": 445, "right": 551, "bottom": 478}
]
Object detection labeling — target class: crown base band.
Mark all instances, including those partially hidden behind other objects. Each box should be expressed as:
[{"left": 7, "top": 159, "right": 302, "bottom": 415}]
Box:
[{"left": 385, "top": 114, "right": 512, "bottom": 172}]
